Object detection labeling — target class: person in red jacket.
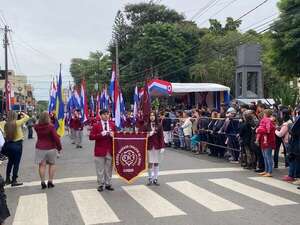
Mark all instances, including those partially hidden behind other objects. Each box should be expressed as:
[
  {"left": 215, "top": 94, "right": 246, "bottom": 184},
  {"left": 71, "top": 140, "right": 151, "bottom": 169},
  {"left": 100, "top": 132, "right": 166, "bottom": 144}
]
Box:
[
  {"left": 256, "top": 109, "right": 276, "bottom": 177},
  {"left": 73, "top": 109, "right": 83, "bottom": 148},
  {"left": 89, "top": 109, "right": 116, "bottom": 192},
  {"left": 145, "top": 111, "right": 165, "bottom": 186},
  {"left": 34, "top": 111, "right": 62, "bottom": 189}
]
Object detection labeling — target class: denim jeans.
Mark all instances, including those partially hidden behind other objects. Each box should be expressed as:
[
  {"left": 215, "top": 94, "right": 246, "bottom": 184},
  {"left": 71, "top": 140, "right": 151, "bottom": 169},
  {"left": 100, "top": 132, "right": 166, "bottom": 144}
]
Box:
[
  {"left": 262, "top": 148, "right": 273, "bottom": 173},
  {"left": 288, "top": 160, "right": 300, "bottom": 178},
  {"left": 6, "top": 141, "right": 23, "bottom": 181}
]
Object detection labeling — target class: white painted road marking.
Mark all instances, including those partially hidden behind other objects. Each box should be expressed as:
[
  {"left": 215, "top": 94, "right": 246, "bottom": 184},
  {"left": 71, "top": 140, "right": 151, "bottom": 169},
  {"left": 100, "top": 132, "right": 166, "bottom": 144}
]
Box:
[
  {"left": 123, "top": 185, "right": 186, "bottom": 218},
  {"left": 249, "top": 177, "right": 300, "bottom": 195},
  {"left": 167, "top": 181, "right": 243, "bottom": 212},
  {"left": 210, "top": 178, "right": 298, "bottom": 206},
  {"left": 13, "top": 193, "right": 48, "bottom": 225},
  {"left": 72, "top": 189, "right": 120, "bottom": 224},
  {"left": 6, "top": 167, "right": 244, "bottom": 189}
]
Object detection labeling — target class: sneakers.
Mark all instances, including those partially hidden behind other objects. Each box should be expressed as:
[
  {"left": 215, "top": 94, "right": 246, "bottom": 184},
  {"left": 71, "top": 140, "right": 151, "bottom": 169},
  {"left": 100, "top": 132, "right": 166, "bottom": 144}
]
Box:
[
  {"left": 11, "top": 180, "right": 23, "bottom": 187},
  {"left": 282, "top": 175, "right": 295, "bottom": 182},
  {"left": 292, "top": 178, "right": 300, "bottom": 185}
]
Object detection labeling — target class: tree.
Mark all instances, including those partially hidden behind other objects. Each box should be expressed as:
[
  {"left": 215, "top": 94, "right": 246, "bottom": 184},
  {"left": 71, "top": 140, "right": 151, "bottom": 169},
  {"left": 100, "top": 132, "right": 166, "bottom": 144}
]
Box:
[
  {"left": 270, "top": 0, "right": 300, "bottom": 76},
  {"left": 69, "top": 51, "right": 111, "bottom": 95},
  {"left": 190, "top": 18, "right": 253, "bottom": 90},
  {"left": 108, "top": 2, "right": 201, "bottom": 101},
  {"left": 124, "top": 3, "right": 184, "bottom": 28}
]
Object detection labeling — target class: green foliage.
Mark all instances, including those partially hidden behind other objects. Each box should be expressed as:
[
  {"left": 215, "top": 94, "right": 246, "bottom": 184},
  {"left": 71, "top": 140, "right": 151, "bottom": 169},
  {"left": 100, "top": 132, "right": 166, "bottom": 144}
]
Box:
[
  {"left": 190, "top": 19, "right": 258, "bottom": 91},
  {"left": 270, "top": 0, "right": 300, "bottom": 76},
  {"left": 271, "top": 78, "right": 299, "bottom": 107},
  {"left": 36, "top": 100, "right": 48, "bottom": 115},
  {"left": 69, "top": 51, "right": 111, "bottom": 95},
  {"left": 69, "top": 1, "right": 299, "bottom": 104},
  {"left": 151, "top": 97, "right": 160, "bottom": 110}
]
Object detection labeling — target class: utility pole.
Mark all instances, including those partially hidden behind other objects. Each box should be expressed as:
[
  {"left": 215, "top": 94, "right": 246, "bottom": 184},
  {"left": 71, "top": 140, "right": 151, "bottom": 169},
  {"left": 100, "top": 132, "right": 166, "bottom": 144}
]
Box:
[{"left": 2, "top": 25, "right": 10, "bottom": 113}]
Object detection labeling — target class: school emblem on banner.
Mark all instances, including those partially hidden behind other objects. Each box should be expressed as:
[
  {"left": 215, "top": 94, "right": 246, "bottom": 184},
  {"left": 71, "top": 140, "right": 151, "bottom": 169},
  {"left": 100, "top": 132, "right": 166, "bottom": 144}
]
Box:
[{"left": 113, "top": 132, "right": 148, "bottom": 183}]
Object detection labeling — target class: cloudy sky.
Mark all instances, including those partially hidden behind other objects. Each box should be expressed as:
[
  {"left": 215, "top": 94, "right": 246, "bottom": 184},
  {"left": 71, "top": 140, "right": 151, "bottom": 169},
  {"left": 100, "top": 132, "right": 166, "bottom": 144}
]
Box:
[{"left": 0, "top": 0, "right": 280, "bottom": 100}]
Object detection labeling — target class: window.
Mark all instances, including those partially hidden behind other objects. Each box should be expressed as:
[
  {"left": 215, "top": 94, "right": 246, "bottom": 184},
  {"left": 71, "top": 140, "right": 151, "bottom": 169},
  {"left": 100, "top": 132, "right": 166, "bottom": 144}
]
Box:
[{"left": 247, "top": 72, "right": 258, "bottom": 94}]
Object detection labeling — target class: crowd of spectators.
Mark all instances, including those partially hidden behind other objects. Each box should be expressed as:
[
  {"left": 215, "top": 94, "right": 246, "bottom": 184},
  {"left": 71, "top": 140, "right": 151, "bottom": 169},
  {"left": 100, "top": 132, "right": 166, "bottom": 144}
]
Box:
[{"left": 158, "top": 101, "right": 300, "bottom": 187}]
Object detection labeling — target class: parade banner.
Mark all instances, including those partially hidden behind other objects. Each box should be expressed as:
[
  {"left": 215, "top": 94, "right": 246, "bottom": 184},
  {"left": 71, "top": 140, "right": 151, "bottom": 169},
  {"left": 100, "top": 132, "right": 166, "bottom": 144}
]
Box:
[{"left": 113, "top": 132, "right": 148, "bottom": 183}]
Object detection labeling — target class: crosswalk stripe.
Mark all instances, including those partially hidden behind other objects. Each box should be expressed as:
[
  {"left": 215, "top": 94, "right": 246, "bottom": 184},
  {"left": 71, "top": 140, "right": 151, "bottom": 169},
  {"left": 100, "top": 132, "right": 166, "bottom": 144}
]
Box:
[
  {"left": 12, "top": 193, "right": 48, "bottom": 225},
  {"left": 72, "top": 189, "right": 120, "bottom": 224},
  {"left": 122, "top": 185, "right": 186, "bottom": 218},
  {"left": 210, "top": 178, "right": 298, "bottom": 206},
  {"left": 249, "top": 177, "right": 300, "bottom": 195},
  {"left": 167, "top": 181, "right": 243, "bottom": 212},
  {"left": 5, "top": 168, "right": 245, "bottom": 189}
]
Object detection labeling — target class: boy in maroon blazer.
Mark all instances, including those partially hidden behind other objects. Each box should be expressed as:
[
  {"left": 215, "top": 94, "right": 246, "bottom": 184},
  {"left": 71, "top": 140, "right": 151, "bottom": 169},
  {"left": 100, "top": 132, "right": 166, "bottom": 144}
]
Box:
[{"left": 89, "top": 109, "right": 116, "bottom": 192}]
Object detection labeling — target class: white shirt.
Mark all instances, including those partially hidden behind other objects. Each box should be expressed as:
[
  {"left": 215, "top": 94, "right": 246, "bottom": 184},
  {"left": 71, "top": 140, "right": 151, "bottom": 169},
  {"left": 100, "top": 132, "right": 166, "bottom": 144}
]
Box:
[
  {"left": 181, "top": 117, "right": 192, "bottom": 136},
  {"left": 101, "top": 120, "right": 110, "bottom": 132}
]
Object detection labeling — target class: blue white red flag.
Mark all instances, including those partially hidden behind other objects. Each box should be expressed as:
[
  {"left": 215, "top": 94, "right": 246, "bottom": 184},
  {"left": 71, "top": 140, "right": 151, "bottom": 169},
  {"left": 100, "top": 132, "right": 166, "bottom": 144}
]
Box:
[
  {"left": 48, "top": 78, "right": 57, "bottom": 113},
  {"left": 80, "top": 80, "right": 88, "bottom": 123},
  {"left": 133, "top": 86, "right": 139, "bottom": 122},
  {"left": 90, "top": 95, "right": 95, "bottom": 117}
]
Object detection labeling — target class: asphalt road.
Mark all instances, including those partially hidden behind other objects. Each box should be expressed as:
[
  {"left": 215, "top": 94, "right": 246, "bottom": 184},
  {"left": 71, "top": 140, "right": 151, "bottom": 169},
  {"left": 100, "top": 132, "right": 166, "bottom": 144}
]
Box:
[{"left": 1, "top": 131, "right": 300, "bottom": 225}]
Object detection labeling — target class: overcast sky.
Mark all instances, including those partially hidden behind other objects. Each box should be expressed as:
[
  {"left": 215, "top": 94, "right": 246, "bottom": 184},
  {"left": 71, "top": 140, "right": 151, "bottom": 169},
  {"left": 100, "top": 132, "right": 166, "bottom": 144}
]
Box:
[{"left": 0, "top": 0, "right": 280, "bottom": 100}]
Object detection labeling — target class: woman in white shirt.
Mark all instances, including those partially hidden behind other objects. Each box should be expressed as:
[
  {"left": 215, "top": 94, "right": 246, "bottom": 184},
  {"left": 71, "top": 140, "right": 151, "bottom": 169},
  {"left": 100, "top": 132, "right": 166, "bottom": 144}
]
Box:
[{"left": 181, "top": 111, "right": 193, "bottom": 150}]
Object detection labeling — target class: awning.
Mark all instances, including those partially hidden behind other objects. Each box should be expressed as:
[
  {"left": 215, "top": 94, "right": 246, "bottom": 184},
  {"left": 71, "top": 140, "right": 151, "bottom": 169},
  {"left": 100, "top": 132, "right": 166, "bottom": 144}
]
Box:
[{"left": 171, "top": 83, "right": 230, "bottom": 94}]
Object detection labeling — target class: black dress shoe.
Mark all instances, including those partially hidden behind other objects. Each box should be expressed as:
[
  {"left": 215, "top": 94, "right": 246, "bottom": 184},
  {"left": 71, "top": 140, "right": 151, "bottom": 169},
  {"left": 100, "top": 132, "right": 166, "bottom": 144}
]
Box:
[
  {"left": 255, "top": 169, "right": 264, "bottom": 173},
  {"left": 146, "top": 179, "right": 153, "bottom": 186},
  {"left": 41, "top": 182, "right": 47, "bottom": 189},
  {"left": 11, "top": 181, "right": 23, "bottom": 187},
  {"left": 97, "top": 186, "right": 104, "bottom": 192},
  {"left": 47, "top": 182, "right": 55, "bottom": 188},
  {"left": 153, "top": 179, "right": 160, "bottom": 186},
  {"left": 105, "top": 185, "right": 114, "bottom": 191}
]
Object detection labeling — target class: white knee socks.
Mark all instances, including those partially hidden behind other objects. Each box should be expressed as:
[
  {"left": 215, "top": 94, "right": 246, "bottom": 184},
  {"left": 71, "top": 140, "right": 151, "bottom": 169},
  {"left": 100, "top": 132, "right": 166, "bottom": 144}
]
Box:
[
  {"left": 153, "top": 166, "right": 159, "bottom": 180},
  {"left": 148, "top": 167, "right": 153, "bottom": 180}
]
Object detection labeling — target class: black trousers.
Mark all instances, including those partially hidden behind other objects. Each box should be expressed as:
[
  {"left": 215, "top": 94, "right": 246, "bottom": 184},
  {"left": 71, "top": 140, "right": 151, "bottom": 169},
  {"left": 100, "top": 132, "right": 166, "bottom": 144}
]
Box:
[
  {"left": 28, "top": 126, "right": 33, "bottom": 139},
  {"left": 254, "top": 144, "right": 265, "bottom": 170},
  {"left": 6, "top": 141, "right": 23, "bottom": 181}
]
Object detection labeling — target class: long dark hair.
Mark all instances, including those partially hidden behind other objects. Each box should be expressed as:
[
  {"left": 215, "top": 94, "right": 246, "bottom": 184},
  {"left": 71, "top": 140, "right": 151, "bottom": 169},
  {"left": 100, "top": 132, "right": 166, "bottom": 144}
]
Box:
[
  {"left": 147, "top": 111, "right": 159, "bottom": 132},
  {"left": 4, "top": 111, "right": 17, "bottom": 141}
]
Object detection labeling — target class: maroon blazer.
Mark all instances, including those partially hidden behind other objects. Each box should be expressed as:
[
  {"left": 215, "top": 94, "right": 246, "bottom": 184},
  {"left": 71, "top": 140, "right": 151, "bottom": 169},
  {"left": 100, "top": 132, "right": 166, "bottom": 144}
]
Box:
[
  {"left": 72, "top": 117, "right": 83, "bottom": 130},
  {"left": 89, "top": 120, "right": 116, "bottom": 157},
  {"left": 141, "top": 124, "right": 164, "bottom": 150},
  {"left": 34, "top": 123, "right": 62, "bottom": 151}
]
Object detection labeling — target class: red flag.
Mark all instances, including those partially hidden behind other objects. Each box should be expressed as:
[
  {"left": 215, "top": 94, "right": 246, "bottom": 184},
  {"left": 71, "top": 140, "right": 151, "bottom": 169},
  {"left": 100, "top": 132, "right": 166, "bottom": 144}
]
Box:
[{"left": 140, "top": 81, "right": 151, "bottom": 123}]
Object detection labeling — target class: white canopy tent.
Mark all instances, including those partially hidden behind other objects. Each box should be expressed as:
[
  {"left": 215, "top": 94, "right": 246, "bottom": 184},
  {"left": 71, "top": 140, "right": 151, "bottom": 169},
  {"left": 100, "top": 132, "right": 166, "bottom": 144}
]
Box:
[{"left": 171, "top": 83, "right": 230, "bottom": 94}]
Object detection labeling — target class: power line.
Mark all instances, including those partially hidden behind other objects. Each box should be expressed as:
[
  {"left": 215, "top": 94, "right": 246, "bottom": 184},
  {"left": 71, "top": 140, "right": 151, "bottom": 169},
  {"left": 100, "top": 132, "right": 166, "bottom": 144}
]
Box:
[
  {"left": 122, "top": 19, "right": 278, "bottom": 87},
  {"left": 8, "top": 32, "right": 22, "bottom": 73},
  {"left": 118, "top": 0, "right": 273, "bottom": 83},
  {"left": 190, "top": 0, "right": 220, "bottom": 21},
  {"left": 240, "top": 12, "right": 278, "bottom": 31},
  {"left": 236, "top": 0, "right": 270, "bottom": 21},
  {"left": 198, "top": 0, "right": 239, "bottom": 26}
]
